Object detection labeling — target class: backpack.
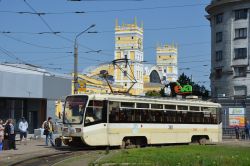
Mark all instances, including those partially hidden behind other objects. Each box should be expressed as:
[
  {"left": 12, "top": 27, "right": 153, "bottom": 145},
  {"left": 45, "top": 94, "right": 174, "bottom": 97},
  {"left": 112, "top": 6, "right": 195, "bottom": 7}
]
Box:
[{"left": 43, "top": 121, "right": 50, "bottom": 130}]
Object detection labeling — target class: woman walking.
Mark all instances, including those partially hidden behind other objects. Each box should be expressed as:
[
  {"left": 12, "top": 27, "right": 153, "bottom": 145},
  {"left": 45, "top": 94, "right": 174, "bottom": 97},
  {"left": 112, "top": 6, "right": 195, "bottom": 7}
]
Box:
[
  {"left": 0, "top": 119, "right": 4, "bottom": 151},
  {"left": 4, "top": 119, "right": 17, "bottom": 150}
]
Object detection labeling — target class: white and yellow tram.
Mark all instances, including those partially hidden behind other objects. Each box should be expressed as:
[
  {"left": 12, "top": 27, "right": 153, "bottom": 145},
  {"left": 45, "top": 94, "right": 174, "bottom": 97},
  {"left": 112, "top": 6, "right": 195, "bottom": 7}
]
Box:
[{"left": 62, "top": 94, "right": 222, "bottom": 147}]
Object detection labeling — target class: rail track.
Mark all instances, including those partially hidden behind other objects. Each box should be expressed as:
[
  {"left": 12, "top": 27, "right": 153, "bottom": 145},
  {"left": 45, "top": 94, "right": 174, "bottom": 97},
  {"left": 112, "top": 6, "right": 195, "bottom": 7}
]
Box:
[{"left": 9, "top": 147, "right": 105, "bottom": 166}]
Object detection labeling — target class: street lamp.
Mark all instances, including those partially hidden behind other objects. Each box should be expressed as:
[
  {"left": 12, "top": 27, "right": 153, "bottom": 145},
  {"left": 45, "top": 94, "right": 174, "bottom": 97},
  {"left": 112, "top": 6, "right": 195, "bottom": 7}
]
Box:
[{"left": 73, "top": 24, "right": 95, "bottom": 94}]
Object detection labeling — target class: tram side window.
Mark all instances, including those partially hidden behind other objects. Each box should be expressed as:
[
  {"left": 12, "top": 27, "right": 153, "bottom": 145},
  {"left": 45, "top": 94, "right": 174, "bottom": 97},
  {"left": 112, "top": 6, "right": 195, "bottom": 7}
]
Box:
[
  {"left": 141, "top": 110, "right": 150, "bottom": 122},
  {"left": 151, "top": 104, "right": 163, "bottom": 109},
  {"left": 165, "top": 105, "right": 176, "bottom": 110},
  {"left": 121, "top": 102, "right": 134, "bottom": 108},
  {"left": 177, "top": 105, "right": 188, "bottom": 111},
  {"left": 126, "top": 109, "right": 133, "bottom": 122},
  {"left": 137, "top": 103, "right": 149, "bottom": 108},
  {"left": 84, "top": 100, "right": 105, "bottom": 126},
  {"left": 109, "top": 101, "right": 120, "bottom": 123},
  {"left": 190, "top": 106, "right": 200, "bottom": 111},
  {"left": 164, "top": 111, "right": 177, "bottom": 123},
  {"left": 134, "top": 109, "right": 141, "bottom": 122},
  {"left": 154, "top": 110, "right": 163, "bottom": 123},
  {"left": 202, "top": 107, "right": 218, "bottom": 124},
  {"left": 204, "top": 112, "right": 211, "bottom": 124}
]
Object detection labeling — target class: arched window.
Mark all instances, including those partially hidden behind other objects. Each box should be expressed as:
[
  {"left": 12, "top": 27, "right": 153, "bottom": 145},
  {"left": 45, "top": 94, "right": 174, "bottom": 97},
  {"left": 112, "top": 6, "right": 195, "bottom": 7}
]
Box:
[{"left": 149, "top": 70, "right": 161, "bottom": 83}]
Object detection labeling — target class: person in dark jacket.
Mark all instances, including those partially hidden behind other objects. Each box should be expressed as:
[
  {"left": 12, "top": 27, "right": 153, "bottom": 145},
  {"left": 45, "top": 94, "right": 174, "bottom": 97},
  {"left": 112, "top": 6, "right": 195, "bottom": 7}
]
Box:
[
  {"left": 4, "top": 119, "right": 17, "bottom": 150},
  {"left": 235, "top": 125, "right": 240, "bottom": 140}
]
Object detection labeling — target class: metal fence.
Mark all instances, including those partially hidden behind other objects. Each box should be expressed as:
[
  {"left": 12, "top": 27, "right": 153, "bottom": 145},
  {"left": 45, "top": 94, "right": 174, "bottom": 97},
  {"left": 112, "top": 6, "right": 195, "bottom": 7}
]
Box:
[{"left": 223, "top": 128, "right": 246, "bottom": 139}]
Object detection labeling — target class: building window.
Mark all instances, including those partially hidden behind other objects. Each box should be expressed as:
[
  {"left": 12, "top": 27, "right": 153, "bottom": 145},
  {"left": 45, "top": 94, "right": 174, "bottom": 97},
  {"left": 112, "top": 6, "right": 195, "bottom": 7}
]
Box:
[
  {"left": 164, "top": 69, "right": 166, "bottom": 73},
  {"left": 234, "top": 48, "right": 247, "bottom": 59},
  {"left": 235, "top": 9, "right": 248, "bottom": 20},
  {"left": 215, "top": 51, "right": 223, "bottom": 61},
  {"left": 216, "top": 32, "right": 222, "bottom": 43},
  {"left": 124, "top": 71, "right": 127, "bottom": 77},
  {"left": 168, "top": 67, "right": 173, "bottom": 73},
  {"left": 234, "top": 66, "right": 246, "bottom": 77},
  {"left": 215, "top": 68, "right": 222, "bottom": 79},
  {"left": 215, "top": 13, "right": 223, "bottom": 24},
  {"left": 234, "top": 86, "right": 246, "bottom": 96},
  {"left": 235, "top": 28, "right": 247, "bottom": 39}
]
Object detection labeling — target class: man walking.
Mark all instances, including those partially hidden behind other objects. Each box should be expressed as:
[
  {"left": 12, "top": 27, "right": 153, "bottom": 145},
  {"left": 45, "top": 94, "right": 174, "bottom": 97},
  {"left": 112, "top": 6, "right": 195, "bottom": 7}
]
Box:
[
  {"left": 42, "top": 117, "right": 55, "bottom": 147},
  {"left": 235, "top": 125, "right": 240, "bottom": 140},
  {"left": 18, "top": 117, "right": 28, "bottom": 145}
]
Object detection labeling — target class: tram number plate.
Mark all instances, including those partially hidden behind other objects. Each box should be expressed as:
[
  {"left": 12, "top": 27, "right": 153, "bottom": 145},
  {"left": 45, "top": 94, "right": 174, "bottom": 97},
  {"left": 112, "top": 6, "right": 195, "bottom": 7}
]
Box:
[{"left": 168, "top": 125, "right": 173, "bottom": 129}]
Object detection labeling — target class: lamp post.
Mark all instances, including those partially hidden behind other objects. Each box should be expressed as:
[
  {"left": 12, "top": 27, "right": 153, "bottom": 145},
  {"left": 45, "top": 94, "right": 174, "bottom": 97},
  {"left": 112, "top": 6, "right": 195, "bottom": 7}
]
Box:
[{"left": 73, "top": 24, "right": 95, "bottom": 94}]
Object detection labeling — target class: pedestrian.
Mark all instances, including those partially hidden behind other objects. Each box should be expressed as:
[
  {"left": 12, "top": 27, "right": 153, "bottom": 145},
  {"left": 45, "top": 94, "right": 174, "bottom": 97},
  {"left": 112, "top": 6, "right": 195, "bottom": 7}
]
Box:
[
  {"left": 4, "top": 119, "right": 17, "bottom": 150},
  {"left": 18, "top": 117, "right": 28, "bottom": 145},
  {"left": 42, "top": 117, "right": 55, "bottom": 147},
  {"left": 0, "top": 119, "right": 4, "bottom": 151},
  {"left": 235, "top": 125, "right": 240, "bottom": 140},
  {"left": 246, "top": 121, "right": 250, "bottom": 140}
]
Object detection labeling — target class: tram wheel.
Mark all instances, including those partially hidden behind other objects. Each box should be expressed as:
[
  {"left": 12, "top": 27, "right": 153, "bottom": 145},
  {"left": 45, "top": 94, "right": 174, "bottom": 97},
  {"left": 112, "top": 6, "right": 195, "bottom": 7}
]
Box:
[
  {"left": 199, "top": 138, "right": 207, "bottom": 145},
  {"left": 55, "top": 137, "right": 62, "bottom": 147},
  {"left": 62, "top": 139, "right": 70, "bottom": 146}
]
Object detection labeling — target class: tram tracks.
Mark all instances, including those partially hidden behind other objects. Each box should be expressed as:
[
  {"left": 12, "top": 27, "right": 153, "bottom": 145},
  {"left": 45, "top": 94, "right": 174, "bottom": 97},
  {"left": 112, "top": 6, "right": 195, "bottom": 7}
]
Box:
[{"left": 9, "top": 148, "right": 103, "bottom": 166}]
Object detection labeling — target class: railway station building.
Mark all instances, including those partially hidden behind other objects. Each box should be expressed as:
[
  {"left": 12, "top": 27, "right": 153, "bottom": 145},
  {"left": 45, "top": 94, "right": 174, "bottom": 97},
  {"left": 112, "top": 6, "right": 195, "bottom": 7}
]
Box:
[{"left": 0, "top": 63, "right": 72, "bottom": 133}]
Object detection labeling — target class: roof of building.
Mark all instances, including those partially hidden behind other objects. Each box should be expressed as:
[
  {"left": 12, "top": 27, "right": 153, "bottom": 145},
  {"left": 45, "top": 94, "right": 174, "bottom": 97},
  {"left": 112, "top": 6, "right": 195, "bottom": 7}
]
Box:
[
  {"left": 206, "top": 0, "right": 246, "bottom": 13},
  {"left": 0, "top": 63, "right": 72, "bottom": 79}
]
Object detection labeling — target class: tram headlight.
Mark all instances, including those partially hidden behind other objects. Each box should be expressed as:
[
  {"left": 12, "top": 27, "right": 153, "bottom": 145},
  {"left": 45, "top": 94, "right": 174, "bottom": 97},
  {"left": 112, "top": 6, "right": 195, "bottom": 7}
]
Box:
[{"left": 75, "top": 128, "right": 82, "bottom": 133}]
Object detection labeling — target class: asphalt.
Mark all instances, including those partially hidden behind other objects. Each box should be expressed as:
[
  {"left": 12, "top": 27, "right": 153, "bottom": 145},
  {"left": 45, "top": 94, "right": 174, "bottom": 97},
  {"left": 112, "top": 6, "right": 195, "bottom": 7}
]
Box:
[
  {"left": 0, "top": 136, "right": 250, "bottom": 166},
  {"left": 0, "top": 137, "right": 61, "bottom": 165}
]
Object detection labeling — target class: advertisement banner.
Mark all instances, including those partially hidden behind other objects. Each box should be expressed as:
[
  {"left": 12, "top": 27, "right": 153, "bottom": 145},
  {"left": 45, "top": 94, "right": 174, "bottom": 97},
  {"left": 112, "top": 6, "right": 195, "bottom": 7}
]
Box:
[
  {"left": 77, "top": 80, "right": 86, "bottom": 93},
  {"left": 229, "top": 108, "right": 245, "bottom": 115},
  {"left": 229, "top": 108, "right": 245, "bottom": 127}
]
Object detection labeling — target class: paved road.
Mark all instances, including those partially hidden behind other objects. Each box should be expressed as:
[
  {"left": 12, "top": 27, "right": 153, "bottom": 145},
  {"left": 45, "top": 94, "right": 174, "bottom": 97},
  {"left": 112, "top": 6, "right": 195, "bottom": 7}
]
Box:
[
  {"left": 1, "top": 138, "right": 250, "bottom": 166},
  {"left": 0, "top": 139, "right": 104, "bottom": 166}
]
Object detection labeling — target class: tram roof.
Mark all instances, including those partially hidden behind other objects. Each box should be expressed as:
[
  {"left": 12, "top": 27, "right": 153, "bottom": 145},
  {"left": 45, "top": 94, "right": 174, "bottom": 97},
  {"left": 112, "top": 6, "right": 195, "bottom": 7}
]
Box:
[{"left": 70, "top": 93, "right": 221, "bottom": 107}]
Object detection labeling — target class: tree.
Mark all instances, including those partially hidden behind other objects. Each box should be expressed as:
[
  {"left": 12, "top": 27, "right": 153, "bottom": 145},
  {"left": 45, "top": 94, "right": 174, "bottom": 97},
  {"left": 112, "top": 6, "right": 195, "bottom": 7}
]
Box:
[
  {"left": 178, "top": 72, "right": 209, "bottom": 99},
  {"left": 145, "top": 90, "right": 161, "bottom": 97}
]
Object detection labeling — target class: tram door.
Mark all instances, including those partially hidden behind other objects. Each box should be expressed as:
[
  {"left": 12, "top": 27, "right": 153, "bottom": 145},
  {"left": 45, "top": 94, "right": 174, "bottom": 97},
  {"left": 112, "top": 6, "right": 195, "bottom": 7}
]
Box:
[{"left": 84, "top": 100, "right": 108, "bottom": 145}]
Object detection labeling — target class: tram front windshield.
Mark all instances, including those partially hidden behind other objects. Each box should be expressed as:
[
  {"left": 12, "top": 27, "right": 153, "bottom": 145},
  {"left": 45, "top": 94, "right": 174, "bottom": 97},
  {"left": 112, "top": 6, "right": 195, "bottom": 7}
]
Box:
[{"left": 63, "top": 96, "right": 88, "bottom": 124}]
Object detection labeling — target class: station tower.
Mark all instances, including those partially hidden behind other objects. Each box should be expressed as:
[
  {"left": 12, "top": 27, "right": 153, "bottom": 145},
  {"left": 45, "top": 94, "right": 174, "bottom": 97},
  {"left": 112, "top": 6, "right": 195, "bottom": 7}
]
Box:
[
  {"left": 114, "top": 18, "right": 144, "bottom": 95},
  {"left": 156, "top": 44, "right": 178, "bottom": 83}
]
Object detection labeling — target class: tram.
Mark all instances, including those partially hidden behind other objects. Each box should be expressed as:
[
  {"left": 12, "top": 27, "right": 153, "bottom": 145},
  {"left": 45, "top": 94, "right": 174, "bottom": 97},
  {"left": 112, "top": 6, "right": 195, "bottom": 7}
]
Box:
[{"left": 61, "top": 93, "right": 222, "bottom": 147}]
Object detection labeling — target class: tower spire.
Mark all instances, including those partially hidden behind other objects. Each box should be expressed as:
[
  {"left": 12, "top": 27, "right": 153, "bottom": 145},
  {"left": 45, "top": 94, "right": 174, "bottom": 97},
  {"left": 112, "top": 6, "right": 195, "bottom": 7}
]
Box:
[
  {"left": 134, "top": 17, "right": 137, "bottom": 26},
  {"left": 115, "top": 18, "right": 118, "bottom": 27}
]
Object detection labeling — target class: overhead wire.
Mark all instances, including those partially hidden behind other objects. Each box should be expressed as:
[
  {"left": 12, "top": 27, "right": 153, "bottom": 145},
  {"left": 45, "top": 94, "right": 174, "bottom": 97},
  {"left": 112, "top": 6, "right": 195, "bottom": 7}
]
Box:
[
  {"left": 2, "top": 33, "right": 71, "bottom": 49},
  {"left": 0, "top": 24, "right": 209, "bottom": 35},
  {"left": 0, "top": 3, "right": 208, "bottom": 15},
  {"left": 23, "top": 0, "right": 102, "bottom": 54},
  {"left": 1, "top": 1, "right": 212, "bottom": 78},
  {"left": 0, "top": 45, "right": 28, "bottom": 64}
]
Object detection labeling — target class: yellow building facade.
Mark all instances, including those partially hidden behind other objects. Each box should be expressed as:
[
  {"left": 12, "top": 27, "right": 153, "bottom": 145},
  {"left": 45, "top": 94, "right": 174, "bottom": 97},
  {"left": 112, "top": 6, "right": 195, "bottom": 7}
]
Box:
[
  {"left": 70, "top": 19, "right": 178, "bottom": 96},
  {"left": 156, "top": 44, "right": 178, "bottom": 82},
  {"left": 114, "top": 19, "right": 144, "bottom": 95}
]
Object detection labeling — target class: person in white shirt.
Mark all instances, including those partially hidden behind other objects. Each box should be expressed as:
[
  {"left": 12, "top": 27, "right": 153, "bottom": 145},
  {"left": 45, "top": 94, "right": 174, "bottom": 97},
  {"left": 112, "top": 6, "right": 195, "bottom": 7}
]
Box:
[{"left": 18, "top": 117, "right": 28, "bottom": 144}]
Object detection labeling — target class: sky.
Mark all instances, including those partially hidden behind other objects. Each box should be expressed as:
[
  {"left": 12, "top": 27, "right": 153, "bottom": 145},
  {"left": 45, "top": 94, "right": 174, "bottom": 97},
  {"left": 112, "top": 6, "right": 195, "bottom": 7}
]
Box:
[{"left": 0, "top": 0, "right": 212, "bottom": 89}]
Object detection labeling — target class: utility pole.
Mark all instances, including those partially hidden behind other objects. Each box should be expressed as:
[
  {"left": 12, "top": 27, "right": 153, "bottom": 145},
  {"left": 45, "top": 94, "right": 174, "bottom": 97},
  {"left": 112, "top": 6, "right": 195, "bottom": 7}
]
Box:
[{"left": 73, "top": 24, "right": 95, "bottom": 94}]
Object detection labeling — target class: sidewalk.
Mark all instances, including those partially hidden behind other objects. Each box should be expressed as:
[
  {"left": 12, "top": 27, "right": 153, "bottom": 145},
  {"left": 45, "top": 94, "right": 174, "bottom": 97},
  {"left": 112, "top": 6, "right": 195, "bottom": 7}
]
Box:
[{"left": 0, "top": 137, "right": 60, "bottom": 165}]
